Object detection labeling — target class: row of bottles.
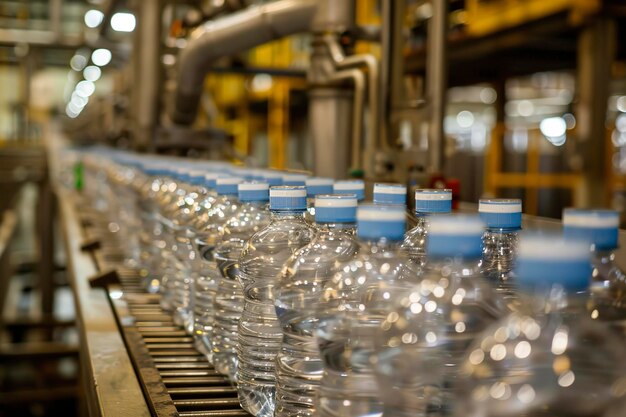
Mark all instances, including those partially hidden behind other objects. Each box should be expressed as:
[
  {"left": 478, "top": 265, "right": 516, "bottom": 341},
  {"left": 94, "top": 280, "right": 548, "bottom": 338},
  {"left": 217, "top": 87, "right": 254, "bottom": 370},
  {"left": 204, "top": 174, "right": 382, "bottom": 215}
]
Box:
[{"left": 67, "top": 149, "right": 626, "bottom": 417}]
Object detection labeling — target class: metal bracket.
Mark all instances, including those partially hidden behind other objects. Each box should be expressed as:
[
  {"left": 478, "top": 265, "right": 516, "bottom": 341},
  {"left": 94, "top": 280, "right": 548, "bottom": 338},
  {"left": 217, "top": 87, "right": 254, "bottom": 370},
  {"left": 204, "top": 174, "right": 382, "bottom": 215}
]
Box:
[
  {"left": 80, "top": 238, "right": 101, "bottom": 252},
  {"left": 88, "top": 269, "right": 120, "bottom": 289}
]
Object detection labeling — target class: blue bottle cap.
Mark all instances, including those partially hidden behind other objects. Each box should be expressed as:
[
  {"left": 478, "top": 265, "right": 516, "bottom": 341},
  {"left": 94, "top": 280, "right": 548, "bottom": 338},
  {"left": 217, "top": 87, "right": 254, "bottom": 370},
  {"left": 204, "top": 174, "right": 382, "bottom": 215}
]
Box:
[
  {"left": 333, "top": 180, "right": 365, "bottom": 201},
  {"left": 427, "top": 214, "right": 484, "bottom": 258},
  {"left": 216, "top": 177, "right": 243, "bottom": 195},
  {"left": 305, "top": 177, "right": 334, "bottom": 198},
  {"left": 562, "top": 209, "right": 620, "bottom": 250},
  {"left": 204, "top": 172, "right": 225, "bottom": 189},
  {"left": 479, "top": 199, "right": 522, "bottom": 230},
  {"left": 238, "top": 182, "right": 269, "bottom": 202},
  {"left": 174, "top": 168, "right": 190, "bottom": 182},
  {"left": 373, "top": 183, "right": 407, "bottom": 205},
  {"left": 236, "top": 169, "right": 256, "bottom": 181},
  {"left": 357, "top": 204, "right": 406, "bottom": 241},
  {"left": 249, "top": 169, "right": 265, "bottom": 181},
  {"left": 515, "top": 234, "right": 591, "bottom": 292},
  {"left": 261, "top": 171, "right": 284, "bottom": 186},
  {"left": 282, "top": 173, "right": 309, "bottom": 186},
  {"left": 315, "top": 194, "right": 357, "bottom": 223},
  {"left": 188, "top": 169, "right": 206, "bottom": 186},
  {"left": 269, "top": 186, "right": 307, "bottom": 211},
  {"left": 415, "top": 189, "right": 452, "bottom": 214}
]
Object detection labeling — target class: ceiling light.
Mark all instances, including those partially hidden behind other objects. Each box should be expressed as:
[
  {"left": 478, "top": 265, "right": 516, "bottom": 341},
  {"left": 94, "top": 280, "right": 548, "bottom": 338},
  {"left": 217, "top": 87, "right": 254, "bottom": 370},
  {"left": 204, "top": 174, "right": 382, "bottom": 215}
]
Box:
[
  {"left": 83, "top": 65, "right": 102, "bottom": 82},
  {"left": 91, "top": 48, "right": 112, "bottom": 66},
  {"left": 84, "top": 9, "right": 104, "bottom": 28},
  {"left": 111, "top": 12, "right": 136, "bottom": 32},
  {"left": 75, "top": 80, "right": 96, "bottom": 97}
]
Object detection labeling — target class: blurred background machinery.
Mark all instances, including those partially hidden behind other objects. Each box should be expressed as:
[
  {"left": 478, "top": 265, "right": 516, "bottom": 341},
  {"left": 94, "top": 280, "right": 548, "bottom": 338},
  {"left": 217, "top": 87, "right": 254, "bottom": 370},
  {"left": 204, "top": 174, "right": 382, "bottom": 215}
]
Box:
[{"left": 1, "top": 0, "right": 626, "bottom": 416}]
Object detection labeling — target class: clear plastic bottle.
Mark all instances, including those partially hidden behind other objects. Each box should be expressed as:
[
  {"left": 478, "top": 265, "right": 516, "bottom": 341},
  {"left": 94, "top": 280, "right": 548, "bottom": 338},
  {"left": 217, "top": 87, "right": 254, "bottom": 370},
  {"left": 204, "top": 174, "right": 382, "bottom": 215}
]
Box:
[
  {"left": 212, "top": 182, "right": 271, "bottom": 381},
  {"left": 192, "top": 176, "right": 242, "bottom": 362},
  {"left": 375, "top": 215, "right": 505, "bottom": 417},
  {"left": 134, "top": 164, "right": 168, "bottom": 292},
  {"left": 304, "top": 177, "right": 334, "bottom": 223},
  {"left": 333, "top": 179, "right": 365, "bottom": 201},
  {"left": 171, "top": 169, "right": 211, "bottom": 331},
  {"left": 316, "top": 204, "right": 417, "bottom": 417},
  {"left": 275, "top": 194, "right": 360, "bottom": 417},
  {"left": 157, "top": 166, "right": 187, "bottom": 312},
  {"left": 373, "top": 183, "right": 407, "bottom": 205},
  {"left": 401, "top": 188, "right": 452, "bottom": 267},
  {"left": 457, "top": 235, "right": 626, "bottom": 417},
  {"left": 563, "top": 209, "right": 626, "bottom": 322},
  {"left": 478, "top": 199, "right": 522, "bottom": 305},
  {"left": 236, "top": 186, "right": 315, "bottom": 417}
]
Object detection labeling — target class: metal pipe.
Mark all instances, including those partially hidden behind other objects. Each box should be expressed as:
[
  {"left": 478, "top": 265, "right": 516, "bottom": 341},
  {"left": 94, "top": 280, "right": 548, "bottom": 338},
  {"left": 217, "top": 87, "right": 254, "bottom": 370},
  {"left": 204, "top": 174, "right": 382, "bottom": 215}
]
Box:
[
  {"left": 323, "top": 35, "right": 378, "bottom": 167},
  {"left": 133, "top": 0, "right": 162, "bottom": 151},
  {"left": 327, "top": 69, "right": 365, "bottom": 171},
  {"left": 171, "top": 0, "right": 317, "bottom": 125},
  {"left": 426, "top": 0, "right": 448, "bottom": 173},
  {"left": 380, "top": 0, "right": 405, "bottom": 151}
]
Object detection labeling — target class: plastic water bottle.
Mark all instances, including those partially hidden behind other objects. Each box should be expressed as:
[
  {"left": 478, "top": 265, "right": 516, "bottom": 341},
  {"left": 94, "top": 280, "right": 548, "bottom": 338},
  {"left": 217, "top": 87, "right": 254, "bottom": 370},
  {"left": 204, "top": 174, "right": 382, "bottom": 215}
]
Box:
[
  {"left": 188, "top": 172, "right": 223, "bottom": 234},
  {"left": 304, "top": 177, "right": 334, "bottom": 223},
  {"left": 316, "top": 204, "right": 417, "bottom": 417},
  {"left": 192, "top": 176, "right": 242, "bottom": 362},
  {"left": 275, "top": 194, "right": 360, "bottom": 417},
  {"left": 136, "top": 165, "right": 169, "bottom": 292},
  {"left": 375, "top": 215, "right": 505, "bottom": 417},
  {"left": 212, "top": 182, "right": 271, "bottom": 381},
  {"left": 373, "top": 183, "right": 407, "bottom": 205},
  {"left": 478, "top": 199, "right": 522, "bottom": 305},
  {"left": 158, "top": 167, "right": 188, "bottom": 312},
  {"left": 333, "top": 179, "right": 365, "bottom": 201},
  {"left": 563, "top": 209, "right": 626, "bottom": 322},
  {"left": 457, "top": 234, "right": 626, "bottom": 417},
  {"left": 172, "top": 169, "right": 212, "bottom": 332},
  {"left": 237, "top": 186, "right": 315, "bottom": 417},
  {"left": 401, "top": 189, "right": 452, "bottom": 266}
]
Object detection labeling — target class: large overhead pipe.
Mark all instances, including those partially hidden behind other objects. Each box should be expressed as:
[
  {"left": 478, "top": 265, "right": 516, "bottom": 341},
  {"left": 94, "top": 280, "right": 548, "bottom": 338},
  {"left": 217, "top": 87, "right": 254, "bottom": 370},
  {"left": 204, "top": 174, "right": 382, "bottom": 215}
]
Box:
[
  {"left": 171, "top": 0, "right": 317, "bottom": 125},
  {"left": 426, "top": 0, "right": 448, "bottom": 174}
]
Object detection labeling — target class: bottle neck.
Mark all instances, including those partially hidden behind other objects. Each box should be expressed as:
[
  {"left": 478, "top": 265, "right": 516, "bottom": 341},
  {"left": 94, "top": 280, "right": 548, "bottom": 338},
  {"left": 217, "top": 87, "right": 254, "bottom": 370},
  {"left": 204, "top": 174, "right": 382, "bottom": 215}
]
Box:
[
  {"left": 315, "top": 222, "right": 356, "bottom": 232},
  {"left": 270, "top": 209, "right": 307, "bottom": 220},
  {"left": 486, "top": 226, "right": 520, "bottom": 234},
  {"left": 243, "top": 200, "right": 268, "bottom": 209},
  {"left": 414, "top": 212, "right": 432, "bottom": 218},
  {"left": 361, "top": 237, "right": 402, "bottom": 252},
  {"left": 523, "top": 285, "right": 588, "bottom": 313},
  {"left": 428, "top": 253, "right": 482, "bottom": 265},
  {"left": 592, "top": 248, "right": 616, "bottom": 263}
]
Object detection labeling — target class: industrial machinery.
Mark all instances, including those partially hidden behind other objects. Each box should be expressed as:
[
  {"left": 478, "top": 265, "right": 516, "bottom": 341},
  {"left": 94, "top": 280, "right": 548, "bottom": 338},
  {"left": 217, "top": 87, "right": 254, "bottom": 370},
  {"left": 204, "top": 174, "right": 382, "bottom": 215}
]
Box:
[{"left": 63, "top": 0, "right": 449, "bottom": 186}]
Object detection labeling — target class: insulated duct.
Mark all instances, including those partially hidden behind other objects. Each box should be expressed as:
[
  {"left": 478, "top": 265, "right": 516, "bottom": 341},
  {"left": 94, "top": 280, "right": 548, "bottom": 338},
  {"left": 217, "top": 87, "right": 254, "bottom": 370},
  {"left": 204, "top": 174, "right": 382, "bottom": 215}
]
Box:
[{"left": 171, "top": 0, "right": 317, "bottom": 125}]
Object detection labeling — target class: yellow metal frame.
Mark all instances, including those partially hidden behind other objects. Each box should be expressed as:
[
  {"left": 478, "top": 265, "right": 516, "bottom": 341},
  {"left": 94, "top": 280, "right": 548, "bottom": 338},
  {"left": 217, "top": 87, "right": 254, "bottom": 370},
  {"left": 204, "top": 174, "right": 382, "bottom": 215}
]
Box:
[
  {"left": 484, "top": 123, "right": 583, "bottom": 215},
  {"left": 465, "top": 0, "right": 601, "bottom": 37}
]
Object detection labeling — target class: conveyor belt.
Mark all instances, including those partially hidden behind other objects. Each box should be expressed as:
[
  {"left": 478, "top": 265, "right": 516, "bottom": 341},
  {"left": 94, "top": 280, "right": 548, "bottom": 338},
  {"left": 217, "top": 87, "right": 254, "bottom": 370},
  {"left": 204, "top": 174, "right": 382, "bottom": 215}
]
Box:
[{"left": 82, "top": 214, "right": 250, "bottom": 417}]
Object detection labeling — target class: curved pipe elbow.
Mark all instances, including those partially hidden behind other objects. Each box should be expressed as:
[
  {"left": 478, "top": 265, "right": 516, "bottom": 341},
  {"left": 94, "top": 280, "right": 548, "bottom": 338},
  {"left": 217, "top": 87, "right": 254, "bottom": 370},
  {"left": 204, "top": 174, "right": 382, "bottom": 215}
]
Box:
[{"left": 171, "top": 0, "right": 317, "bottom": 125}]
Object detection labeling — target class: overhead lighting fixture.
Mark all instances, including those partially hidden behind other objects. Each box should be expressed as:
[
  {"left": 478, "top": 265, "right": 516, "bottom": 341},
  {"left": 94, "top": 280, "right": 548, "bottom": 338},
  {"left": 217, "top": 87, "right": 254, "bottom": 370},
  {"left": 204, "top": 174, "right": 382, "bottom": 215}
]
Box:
[
  {"left": 91, "top": 48, "right": 112, "bottom": 66},
  {"left": 111, "top": 12, "right": 136, "bottom": 32},
  {"left": 70, "top": 54, "right": 87, "bottom": 71},
  {"left": 540, "top": 117, "right": 567, "bottom": 146},
  {"left": 83, "top": 65, "right": 102, "bottom": 82},
  {"left": 84, "top": 9, "right": 104, "bottom": 28},
  {"left": 75, "top": 80, "right": 96, "bottom": 97}
]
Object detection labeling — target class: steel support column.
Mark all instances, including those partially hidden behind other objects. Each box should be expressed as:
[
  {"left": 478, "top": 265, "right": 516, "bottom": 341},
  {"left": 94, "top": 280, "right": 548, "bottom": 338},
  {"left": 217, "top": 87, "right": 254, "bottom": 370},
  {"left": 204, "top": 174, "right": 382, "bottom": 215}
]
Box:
[{"left": 575, "top": 18, "right": 616, "bottom": 207}]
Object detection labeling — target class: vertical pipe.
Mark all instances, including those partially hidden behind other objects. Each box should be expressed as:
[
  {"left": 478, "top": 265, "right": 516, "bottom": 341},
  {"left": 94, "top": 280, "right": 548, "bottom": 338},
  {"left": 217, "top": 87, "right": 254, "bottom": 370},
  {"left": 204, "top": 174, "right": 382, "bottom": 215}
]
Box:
[
  {"left": 575, "top": 18, "right": 615, "bottom": 207},
  {"left": 133, "top": 0, "right": 162, "bottom": 151},
  {"left": 426, "top": 0, "right": 448, "bottom": 174}
]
